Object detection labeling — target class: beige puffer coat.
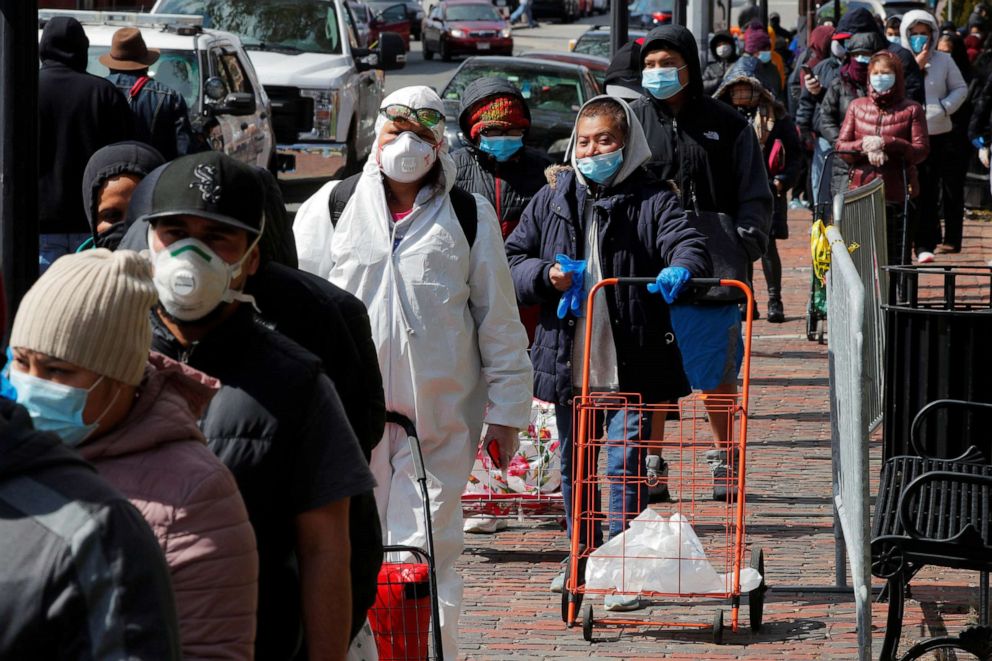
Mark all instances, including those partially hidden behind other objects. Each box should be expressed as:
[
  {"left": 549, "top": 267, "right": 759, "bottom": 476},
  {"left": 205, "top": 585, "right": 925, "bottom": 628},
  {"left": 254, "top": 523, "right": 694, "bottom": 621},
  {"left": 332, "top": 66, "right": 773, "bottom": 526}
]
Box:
[{"left": 79, "top": 352, "right": 258, "bottom": 660}]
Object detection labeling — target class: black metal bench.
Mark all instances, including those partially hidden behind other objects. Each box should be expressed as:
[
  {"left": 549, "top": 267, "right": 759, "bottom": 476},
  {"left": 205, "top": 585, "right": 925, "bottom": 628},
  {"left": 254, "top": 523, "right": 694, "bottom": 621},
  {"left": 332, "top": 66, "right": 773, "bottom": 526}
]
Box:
[{"left": 870, "top": 400, "right": 992, "bottom": 661}]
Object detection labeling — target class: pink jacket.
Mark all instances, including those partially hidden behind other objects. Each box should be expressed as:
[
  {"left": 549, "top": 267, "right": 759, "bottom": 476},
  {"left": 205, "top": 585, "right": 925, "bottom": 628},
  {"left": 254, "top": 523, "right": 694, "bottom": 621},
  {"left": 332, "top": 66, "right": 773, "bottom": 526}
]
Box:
[{"left": 79, "top": 353, "right": 258, "bottom": 660}]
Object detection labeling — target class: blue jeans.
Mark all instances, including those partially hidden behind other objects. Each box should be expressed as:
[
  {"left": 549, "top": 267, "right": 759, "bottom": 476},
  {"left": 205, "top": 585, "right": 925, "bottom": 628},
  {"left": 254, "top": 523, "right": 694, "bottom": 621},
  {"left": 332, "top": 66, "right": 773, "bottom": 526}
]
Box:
[
  {"left": 810, "top": 136, "right": 832, "bottom": 208},
  {"left": 510, "top": 0, "right": 535, "bottom": 25},
  {"left": 39, "top": 233, "right": 90, "bottom": 274},
  {"left": 555, "top": 403, "right": 651, "bottom": 549}
]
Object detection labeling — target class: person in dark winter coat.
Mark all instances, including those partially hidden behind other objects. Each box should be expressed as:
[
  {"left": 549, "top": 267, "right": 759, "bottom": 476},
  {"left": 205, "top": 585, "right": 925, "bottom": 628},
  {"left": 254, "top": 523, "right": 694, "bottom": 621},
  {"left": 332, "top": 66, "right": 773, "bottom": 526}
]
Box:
[
  {"left": 835, "top": 7, "right": 925, "bottom": 105},
  {"left": 740, "top": 21, "right": 784, "bottom": 98},
  {"left": 630, "top": 24, "right": 771, "bottom": 495},
  {"left": 0, "top": 398, "right": 182, "bottom": 660},
  {"left": 703, "top": 31, "right": 739, "bottom": 95},
  {"left": 505, "top": 95, "right": 710, "bottom": 611},
  {"left": 102, "top": 28, "right": 199, "bottom": 162},
  {"left": 452, "top": 78, "right": 553, "bottom": 343},
  {"left": 836, "top": 51, "right": 929, "bottom": 264},
  {"left": 38, "top": 17, "right": 136, "bottom": 269},
  {"left": 818, "top": 31, "right": 887, "bottom": 198},
  {"left": 714, "top": 60, "right": 801, "bottom": 322},
  {"left": 81, "top": 141, "right": 165, "bottom": 251}
]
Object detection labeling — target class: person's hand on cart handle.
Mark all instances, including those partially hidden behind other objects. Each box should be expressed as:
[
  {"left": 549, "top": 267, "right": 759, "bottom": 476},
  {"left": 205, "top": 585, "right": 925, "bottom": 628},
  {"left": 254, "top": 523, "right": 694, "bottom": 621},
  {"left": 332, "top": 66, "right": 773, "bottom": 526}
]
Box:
[
  {"left": 484, "top": 424, "right": 520, "bottom": 480},
  {"left": 647, "top": 266, "right": 692, "bottom": 304},
  {"left": 549, "top": 264, "right": 574, "bottom": 292}
]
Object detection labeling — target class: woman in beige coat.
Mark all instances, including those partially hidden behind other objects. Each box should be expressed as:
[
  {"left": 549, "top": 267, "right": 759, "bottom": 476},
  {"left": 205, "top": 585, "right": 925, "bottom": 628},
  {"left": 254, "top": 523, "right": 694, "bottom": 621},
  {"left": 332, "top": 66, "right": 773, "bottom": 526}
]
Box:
[{"left": 7, "top": 249, "right": 258, "bottom": 660}]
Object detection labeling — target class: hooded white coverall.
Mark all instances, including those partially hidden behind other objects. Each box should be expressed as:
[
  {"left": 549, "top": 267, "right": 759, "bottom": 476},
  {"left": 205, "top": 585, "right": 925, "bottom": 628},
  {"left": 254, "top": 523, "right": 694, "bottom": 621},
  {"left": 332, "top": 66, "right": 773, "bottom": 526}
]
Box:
[{"left": 295, "top": 86, "right": 533, "bottom": 660}]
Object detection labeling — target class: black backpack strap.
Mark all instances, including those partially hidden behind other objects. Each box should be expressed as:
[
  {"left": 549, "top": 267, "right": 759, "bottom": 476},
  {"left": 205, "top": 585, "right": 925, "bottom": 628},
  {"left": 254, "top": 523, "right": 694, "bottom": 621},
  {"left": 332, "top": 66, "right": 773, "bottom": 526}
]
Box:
[
  {"left": 330, "top": 175, "right": 477, "bottom": 248},
  {"left": 327, "top": 172, "right": 363, "bottom": 227},
  {"left": 449, "top": 185, "right": 477, "bottom": 249}
]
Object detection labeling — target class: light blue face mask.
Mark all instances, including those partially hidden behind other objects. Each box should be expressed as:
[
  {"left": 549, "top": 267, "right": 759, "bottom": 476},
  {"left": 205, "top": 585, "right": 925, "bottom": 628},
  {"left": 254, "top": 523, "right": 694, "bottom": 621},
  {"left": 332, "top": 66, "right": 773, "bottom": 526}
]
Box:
[
  {"left": 757, "top": 50, "right": 772, "bottom": 63},
  {"left": 9, "top": 369, "right": 115, "bottom": 447},
  {"left": 642, "top": 66, "right": 685, "bottom": 100},
  {"left": 887, "top": 35, "right": 901, "bottom": 44},
  {"left": 870, "top": 73, "right": 896, "bottom": 92},
  {"left": 853, "top": 54, "right": 872, "bottom": 64},
  {"left": 909, "top": 34, "right": 929, "bottom": 54},
  {"left": 576, "top": 148, "right": 624, "bottom": 184},
  {"left": 478, "top": 135, "right": 524, "bottom": 162}
]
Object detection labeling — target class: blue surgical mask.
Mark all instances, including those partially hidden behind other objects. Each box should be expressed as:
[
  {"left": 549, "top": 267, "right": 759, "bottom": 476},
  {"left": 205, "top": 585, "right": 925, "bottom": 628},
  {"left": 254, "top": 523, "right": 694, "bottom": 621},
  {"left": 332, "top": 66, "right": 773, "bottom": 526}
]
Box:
[
  {"left": 478, "top": 135, "right": 523, "bottom": 162},
  {"left": 909, "top": 34, "right": 929, "bottom": 54},
  {"left": 642, "top": 66, "right": 685, "bottom": 100},
  {"left": 9, "top": 369, "right": 115, "bottom": 447},
  {"left": 887, "top": 35, "right": 900, "bottom": 44},
  {"left": 576, "top": 149, "right": 624, "bottom": 184},
  {"left": 870, "top": 73, "right": 896, "bottom": 91},
  {"left": 757, "top": 50, "right": 772, "bottom": 63},
  {"left": 853, "top": 54, "right": 872, "bottom": 64}
]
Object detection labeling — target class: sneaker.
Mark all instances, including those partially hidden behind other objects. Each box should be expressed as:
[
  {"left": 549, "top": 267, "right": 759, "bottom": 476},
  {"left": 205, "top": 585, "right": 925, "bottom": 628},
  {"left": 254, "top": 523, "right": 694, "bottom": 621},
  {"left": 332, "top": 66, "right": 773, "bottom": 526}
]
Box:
[
  {"left": 917, "top": 251, "right": 936, "bottom": 264},
  {"left": 645, "top": 454, "right": 671, "bottom": 503},
  {"left": 604, "top": 594, "right": 645, "bottom": 612},
  {"left": 463, "top": 516, "right": 508, "bottom": 534},
  {"left": 550, "top": 570, "right": 566, "bottom": 593},
  {"left": 767, "top": 298, "right": 785, "bottom": 324},
  {"left": 705, "top": 449, "right": 738, "bottom": 501},
  {"left": 788, "top": 199, "right": 803, "bottom": 210}
]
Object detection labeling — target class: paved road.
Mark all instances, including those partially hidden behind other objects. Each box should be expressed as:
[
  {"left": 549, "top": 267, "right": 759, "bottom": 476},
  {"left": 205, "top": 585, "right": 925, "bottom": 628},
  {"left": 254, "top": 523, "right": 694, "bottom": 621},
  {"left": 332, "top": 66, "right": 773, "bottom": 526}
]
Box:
[{"left": 382, "top": 15, "right": 603, "bottom": 95}]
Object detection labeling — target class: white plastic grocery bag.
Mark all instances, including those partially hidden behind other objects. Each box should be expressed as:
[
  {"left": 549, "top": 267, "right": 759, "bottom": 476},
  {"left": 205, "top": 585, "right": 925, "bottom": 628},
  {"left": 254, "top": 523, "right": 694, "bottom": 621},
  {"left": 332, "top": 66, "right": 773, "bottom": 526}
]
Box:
[{"left": 585, "top": 509, "right": 762, "bottom": 594}]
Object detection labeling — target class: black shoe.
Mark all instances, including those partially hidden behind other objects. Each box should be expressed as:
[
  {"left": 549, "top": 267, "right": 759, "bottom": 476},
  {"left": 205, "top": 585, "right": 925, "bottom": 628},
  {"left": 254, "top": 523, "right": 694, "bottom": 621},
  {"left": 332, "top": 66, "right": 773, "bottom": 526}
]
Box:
[
  {"left": 646, "top": 454, "right": 672, "bottom": 503},
  {"left": 740, "top": 301, "right": 760, "bottom": 321},
  {"left": 767, "top": 298, "right": 785, "bottom": 323}
]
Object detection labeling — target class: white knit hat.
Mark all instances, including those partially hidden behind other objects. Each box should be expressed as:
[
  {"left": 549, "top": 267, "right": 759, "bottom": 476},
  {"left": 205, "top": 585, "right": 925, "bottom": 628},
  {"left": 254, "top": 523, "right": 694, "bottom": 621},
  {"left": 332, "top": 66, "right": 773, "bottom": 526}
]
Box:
[{"left": 10, "top": 249, "right": 158, "bottom": 386}]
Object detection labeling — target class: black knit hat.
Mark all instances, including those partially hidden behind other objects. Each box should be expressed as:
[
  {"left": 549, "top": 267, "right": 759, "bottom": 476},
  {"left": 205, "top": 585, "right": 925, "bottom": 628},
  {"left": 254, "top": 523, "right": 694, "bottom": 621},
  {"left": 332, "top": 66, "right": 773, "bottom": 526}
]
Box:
[
  {"left": 139, "top": 152, "right": 263, "bottom": 235},
  {"left": 605, "top": 40, "right": 645, "bottom": 99}
]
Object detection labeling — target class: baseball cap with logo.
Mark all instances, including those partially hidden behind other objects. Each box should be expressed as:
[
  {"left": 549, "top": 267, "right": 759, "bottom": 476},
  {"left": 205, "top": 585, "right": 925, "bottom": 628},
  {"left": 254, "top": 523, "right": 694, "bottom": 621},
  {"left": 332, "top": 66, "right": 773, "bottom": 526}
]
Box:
[{"left": 138, "top": 152, "right": 263, "bottom": 234}]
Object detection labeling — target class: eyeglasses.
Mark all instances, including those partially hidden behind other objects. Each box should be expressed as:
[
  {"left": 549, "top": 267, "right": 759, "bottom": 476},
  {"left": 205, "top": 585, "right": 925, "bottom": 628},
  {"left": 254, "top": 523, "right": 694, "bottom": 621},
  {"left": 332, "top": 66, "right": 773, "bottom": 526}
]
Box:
[{"left": 379, "top": 103, "right": 444, "bottom": 129}]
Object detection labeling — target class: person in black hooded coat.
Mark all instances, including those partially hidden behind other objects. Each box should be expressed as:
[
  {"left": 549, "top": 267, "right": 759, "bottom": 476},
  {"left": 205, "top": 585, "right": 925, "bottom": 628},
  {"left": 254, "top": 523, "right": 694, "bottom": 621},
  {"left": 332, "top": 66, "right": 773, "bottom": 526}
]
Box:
[
  {"left": 38, "top": 17, "right": 136, "bottom": 267},
  {"left": 702, "top": 31, "right": 739, "bottom": 95}
]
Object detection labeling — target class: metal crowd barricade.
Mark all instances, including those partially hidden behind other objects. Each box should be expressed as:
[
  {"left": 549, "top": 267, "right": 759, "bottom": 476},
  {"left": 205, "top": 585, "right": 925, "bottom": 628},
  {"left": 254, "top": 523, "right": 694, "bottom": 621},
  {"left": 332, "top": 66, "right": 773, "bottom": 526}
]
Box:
[
  {"left": 825, "top": 225, "right": 873, "bottom": 661},
  {"left": 832, "top": 180, "right": 887, "bottom": 431}
]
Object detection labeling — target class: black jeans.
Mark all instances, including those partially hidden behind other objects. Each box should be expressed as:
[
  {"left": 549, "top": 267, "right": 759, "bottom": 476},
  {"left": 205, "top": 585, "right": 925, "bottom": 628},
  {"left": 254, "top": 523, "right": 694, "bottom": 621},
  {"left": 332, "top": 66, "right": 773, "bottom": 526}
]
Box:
[
  {"left": 886, "top": 200, "right": 916, "bottom": 266},
  {"left": 745, "top": 238, "right": 782, "bottom": 301},
  {"left": 915, "top": 131, "right": 968, "bottom": 251}
]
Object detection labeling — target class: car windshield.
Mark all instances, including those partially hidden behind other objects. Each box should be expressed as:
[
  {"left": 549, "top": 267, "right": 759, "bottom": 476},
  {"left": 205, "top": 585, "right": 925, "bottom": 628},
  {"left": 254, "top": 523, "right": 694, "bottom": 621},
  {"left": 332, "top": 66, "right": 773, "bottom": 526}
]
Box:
[
  {"left": 574, "top": 34, "right": 610, "bottom": 58},
  {"left": 628, "top": 0, "right": 674, "bottom": 13},
  {"left": 445, "top": 4, "right": 501, "bottom": 20},
  {"left": 87, "top": 47, "right": 200, "bottom": 108},
  {"left": 443, "top": 64, "right": 584, "bottom": 113},
  {"left": 155, "top": 0, "right": 343, "bottom": 54}
]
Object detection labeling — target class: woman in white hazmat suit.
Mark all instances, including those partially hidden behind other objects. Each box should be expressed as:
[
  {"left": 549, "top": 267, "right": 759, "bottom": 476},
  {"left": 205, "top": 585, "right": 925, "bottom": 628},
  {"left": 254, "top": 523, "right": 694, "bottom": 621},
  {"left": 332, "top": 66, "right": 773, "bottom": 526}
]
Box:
[{"left": 294, "top": 86, "right": 533, "bottom": 660}]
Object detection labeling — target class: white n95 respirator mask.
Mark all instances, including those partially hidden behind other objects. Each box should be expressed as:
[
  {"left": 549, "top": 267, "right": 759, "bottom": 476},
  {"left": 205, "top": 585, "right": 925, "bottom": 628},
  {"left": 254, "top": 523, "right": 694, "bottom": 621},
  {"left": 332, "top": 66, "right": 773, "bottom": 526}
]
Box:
[
  {"left": 149, "top": 229, "right": 259, "bottom": 322},
  {"left": 378, "top": 131, "right": 437, "bottom": 183}
]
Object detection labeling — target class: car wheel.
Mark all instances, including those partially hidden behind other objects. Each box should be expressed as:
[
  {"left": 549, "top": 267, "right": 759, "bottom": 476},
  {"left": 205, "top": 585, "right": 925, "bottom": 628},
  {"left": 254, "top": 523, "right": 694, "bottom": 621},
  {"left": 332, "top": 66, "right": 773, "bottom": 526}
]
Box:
[
  {"left": 423, "top": 38, "right": 434, "bottom": 60},
  {"left": 440, "top": 37, "right": 452, "bottom": 62}
]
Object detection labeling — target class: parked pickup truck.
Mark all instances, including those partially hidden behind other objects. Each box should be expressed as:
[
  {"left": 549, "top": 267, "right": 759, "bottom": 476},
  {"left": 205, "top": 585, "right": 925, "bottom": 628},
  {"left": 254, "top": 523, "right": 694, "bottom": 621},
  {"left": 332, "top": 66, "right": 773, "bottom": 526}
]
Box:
[
  {"left": 152, "top": 0, "right": 406, "bottom": 182},
  {"left": 38, "top": 10, "right": 276, "bottom": 170}
]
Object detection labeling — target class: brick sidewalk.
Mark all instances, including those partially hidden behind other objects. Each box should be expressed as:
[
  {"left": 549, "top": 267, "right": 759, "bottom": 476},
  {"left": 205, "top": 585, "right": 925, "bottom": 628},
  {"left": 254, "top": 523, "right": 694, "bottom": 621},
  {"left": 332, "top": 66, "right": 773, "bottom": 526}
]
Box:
[{"left": 455, "top": 209, "right": 992, "bottom": 660}]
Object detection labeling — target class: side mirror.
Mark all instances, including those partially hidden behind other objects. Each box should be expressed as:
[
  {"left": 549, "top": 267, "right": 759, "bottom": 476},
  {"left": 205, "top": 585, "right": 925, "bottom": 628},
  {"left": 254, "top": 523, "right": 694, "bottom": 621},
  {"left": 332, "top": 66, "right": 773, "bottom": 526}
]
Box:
[
  {"left": 374, "top": 31, "right": 407, "bottom": 70},
  {"left": 213, "top": 92, "right": 257, "bottom": 116},
  {"left": 204, "top": 76, "right": 228, "bottom": 101}
]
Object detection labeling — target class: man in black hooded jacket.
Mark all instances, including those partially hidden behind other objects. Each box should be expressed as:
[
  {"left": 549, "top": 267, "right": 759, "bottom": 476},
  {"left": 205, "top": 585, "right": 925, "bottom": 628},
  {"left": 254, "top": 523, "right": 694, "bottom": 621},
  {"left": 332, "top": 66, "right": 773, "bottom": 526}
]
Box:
[{"left": 38, "top": 17, "right": 136, "bottom": 268}]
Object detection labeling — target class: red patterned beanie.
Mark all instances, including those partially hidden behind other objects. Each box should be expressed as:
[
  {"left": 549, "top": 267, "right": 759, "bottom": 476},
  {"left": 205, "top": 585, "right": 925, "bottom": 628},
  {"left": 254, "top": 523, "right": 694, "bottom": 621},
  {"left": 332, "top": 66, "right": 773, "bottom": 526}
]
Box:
[{"left": 467, "top": 94, "right": 530, "bottom": 140}]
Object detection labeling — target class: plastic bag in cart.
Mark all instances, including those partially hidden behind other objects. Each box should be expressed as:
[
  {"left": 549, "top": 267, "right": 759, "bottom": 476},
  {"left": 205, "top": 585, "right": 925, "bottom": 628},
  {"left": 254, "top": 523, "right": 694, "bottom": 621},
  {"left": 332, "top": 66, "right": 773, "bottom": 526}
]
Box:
[{"left": 585, "top": 509, "right": 762, "bottom": 594}]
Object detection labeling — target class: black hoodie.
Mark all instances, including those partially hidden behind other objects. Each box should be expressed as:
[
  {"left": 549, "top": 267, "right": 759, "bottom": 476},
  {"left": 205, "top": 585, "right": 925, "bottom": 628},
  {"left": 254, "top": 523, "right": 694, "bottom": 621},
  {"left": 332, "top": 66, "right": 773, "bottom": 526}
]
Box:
[
  {"left": 631, "top": 25, "right": 772, "bottom": 280},
  {"left": 0, "top": 398, "right": 181, "bottom": 659},
  {"left": 702, "top": 31, "right": 739, "bottom": 95},
  {"left": 833, "top": 7, "right": 924, "bottom": 105},
  {"left": 39, "top": 17, "right": 136, "bottom": 235}
]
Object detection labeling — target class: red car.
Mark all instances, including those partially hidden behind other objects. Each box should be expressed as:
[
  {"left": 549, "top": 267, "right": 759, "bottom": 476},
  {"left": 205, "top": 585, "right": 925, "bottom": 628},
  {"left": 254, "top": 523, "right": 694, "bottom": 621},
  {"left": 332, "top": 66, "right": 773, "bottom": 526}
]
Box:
[{"left": 422, "top": 0, "right": 513, "bottom": 61}]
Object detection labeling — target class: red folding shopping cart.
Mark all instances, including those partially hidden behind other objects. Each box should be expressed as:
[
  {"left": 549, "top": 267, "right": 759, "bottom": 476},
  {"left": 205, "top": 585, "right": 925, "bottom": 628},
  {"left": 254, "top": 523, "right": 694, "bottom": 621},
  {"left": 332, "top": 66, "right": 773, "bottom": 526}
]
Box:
[
  {"left": 561, "top": 277, "right": 767, "bottom": 644},
  {"left": 368, "top": 413, "right": 444, "bottom": 660}
]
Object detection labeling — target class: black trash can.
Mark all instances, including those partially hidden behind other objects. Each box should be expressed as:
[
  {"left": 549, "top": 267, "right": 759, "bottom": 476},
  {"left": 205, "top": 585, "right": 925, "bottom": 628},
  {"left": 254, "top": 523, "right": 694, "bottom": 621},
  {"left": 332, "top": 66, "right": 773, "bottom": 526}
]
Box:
[{"left": 883, "top": 265, "right": 992, "bottom": 460}]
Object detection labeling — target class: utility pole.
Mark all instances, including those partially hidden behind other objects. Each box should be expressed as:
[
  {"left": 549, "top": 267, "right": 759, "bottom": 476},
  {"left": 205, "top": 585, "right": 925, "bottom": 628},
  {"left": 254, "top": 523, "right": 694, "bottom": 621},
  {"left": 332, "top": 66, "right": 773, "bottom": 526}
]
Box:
[
  {"left": 0, "top": 1, "right": 39, "bottom": 330},
  {"left": 610, "top": 0, "right": 629, "bottom": 57}
]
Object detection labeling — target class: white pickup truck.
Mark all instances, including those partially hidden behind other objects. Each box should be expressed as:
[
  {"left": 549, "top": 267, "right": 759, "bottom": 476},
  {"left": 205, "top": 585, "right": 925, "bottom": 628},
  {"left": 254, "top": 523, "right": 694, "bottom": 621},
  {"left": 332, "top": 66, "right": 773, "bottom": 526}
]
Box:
[{"left": 152, "top": 0, "right": 406, "bottom": 182}]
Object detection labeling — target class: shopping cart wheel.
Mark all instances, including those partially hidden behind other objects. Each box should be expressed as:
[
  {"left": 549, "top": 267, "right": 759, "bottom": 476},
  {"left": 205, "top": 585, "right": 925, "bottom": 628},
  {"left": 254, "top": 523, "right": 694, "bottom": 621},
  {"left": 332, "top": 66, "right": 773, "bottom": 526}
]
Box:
[
  {"left": 712, "top": 610, "right": 724, "bottom": 644},
  {"left": 749, "top": 547, "right": 767, "bottom": 632},
  {"left": 581, "top": 604, "right": 594, "bottom": 642},
  {"left": 560, "top": 558, "right": 585, "bottom": 625}
]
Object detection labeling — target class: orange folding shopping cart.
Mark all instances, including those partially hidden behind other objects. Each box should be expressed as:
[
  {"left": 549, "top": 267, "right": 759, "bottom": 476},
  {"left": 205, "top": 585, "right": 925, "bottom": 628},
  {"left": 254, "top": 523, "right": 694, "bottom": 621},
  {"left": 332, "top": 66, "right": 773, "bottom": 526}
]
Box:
[{"left": 561, "top": 277, "right": 767, "bottom": 644}]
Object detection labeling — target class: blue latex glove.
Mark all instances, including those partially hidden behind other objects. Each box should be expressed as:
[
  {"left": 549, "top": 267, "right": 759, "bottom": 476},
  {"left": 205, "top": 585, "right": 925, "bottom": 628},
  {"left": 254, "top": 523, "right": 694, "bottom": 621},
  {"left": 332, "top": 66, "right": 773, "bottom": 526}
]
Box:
[
  {"left": 555, "top": 253, "right": 586, "bottom": 319},
  {"left": 973, "top": 136, "right": 987, "bottom": 150},
  {"left": 647, "top": 266, "right": 692, "bottom": 304},
  {"left": 1, "top": 347, "right": 17, "bottom": 402}
]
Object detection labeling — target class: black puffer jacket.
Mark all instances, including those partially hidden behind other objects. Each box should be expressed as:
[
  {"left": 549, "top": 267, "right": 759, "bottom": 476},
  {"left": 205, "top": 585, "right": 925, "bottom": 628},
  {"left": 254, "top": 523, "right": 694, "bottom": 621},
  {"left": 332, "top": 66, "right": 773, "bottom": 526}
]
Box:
[
  {"left": 819, "top": 72, "right": 868, "bottom": 197},
  {"left": 452, "top": 78, "right": 554, "bottom": 239},
  {"left": 631, "top": 25, "right": 773, "bottom": 264},
  {"left": 38, "top": 17, "right": 136, "bottom": 234},
  {"left": 0, "top": 399, "right": 181, "bottom": 660},
  {"left": 702, "top": 31, "right": 738, "bottom": 95}
]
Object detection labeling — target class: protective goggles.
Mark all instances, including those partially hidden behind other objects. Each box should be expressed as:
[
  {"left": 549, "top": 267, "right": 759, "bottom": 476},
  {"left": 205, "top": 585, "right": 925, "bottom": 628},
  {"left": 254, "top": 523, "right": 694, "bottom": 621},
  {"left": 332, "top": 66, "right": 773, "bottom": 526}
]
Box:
[{"left": 379, "top": 103, "right": 444, "bottom": 129}]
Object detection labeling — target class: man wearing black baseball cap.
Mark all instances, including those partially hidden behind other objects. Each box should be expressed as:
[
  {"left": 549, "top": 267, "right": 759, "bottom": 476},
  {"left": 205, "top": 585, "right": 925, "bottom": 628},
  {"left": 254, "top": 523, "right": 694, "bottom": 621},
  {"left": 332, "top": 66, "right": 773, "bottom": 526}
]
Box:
[{"left": 138, "top": 151, "right": 376, "bottom": 660}]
